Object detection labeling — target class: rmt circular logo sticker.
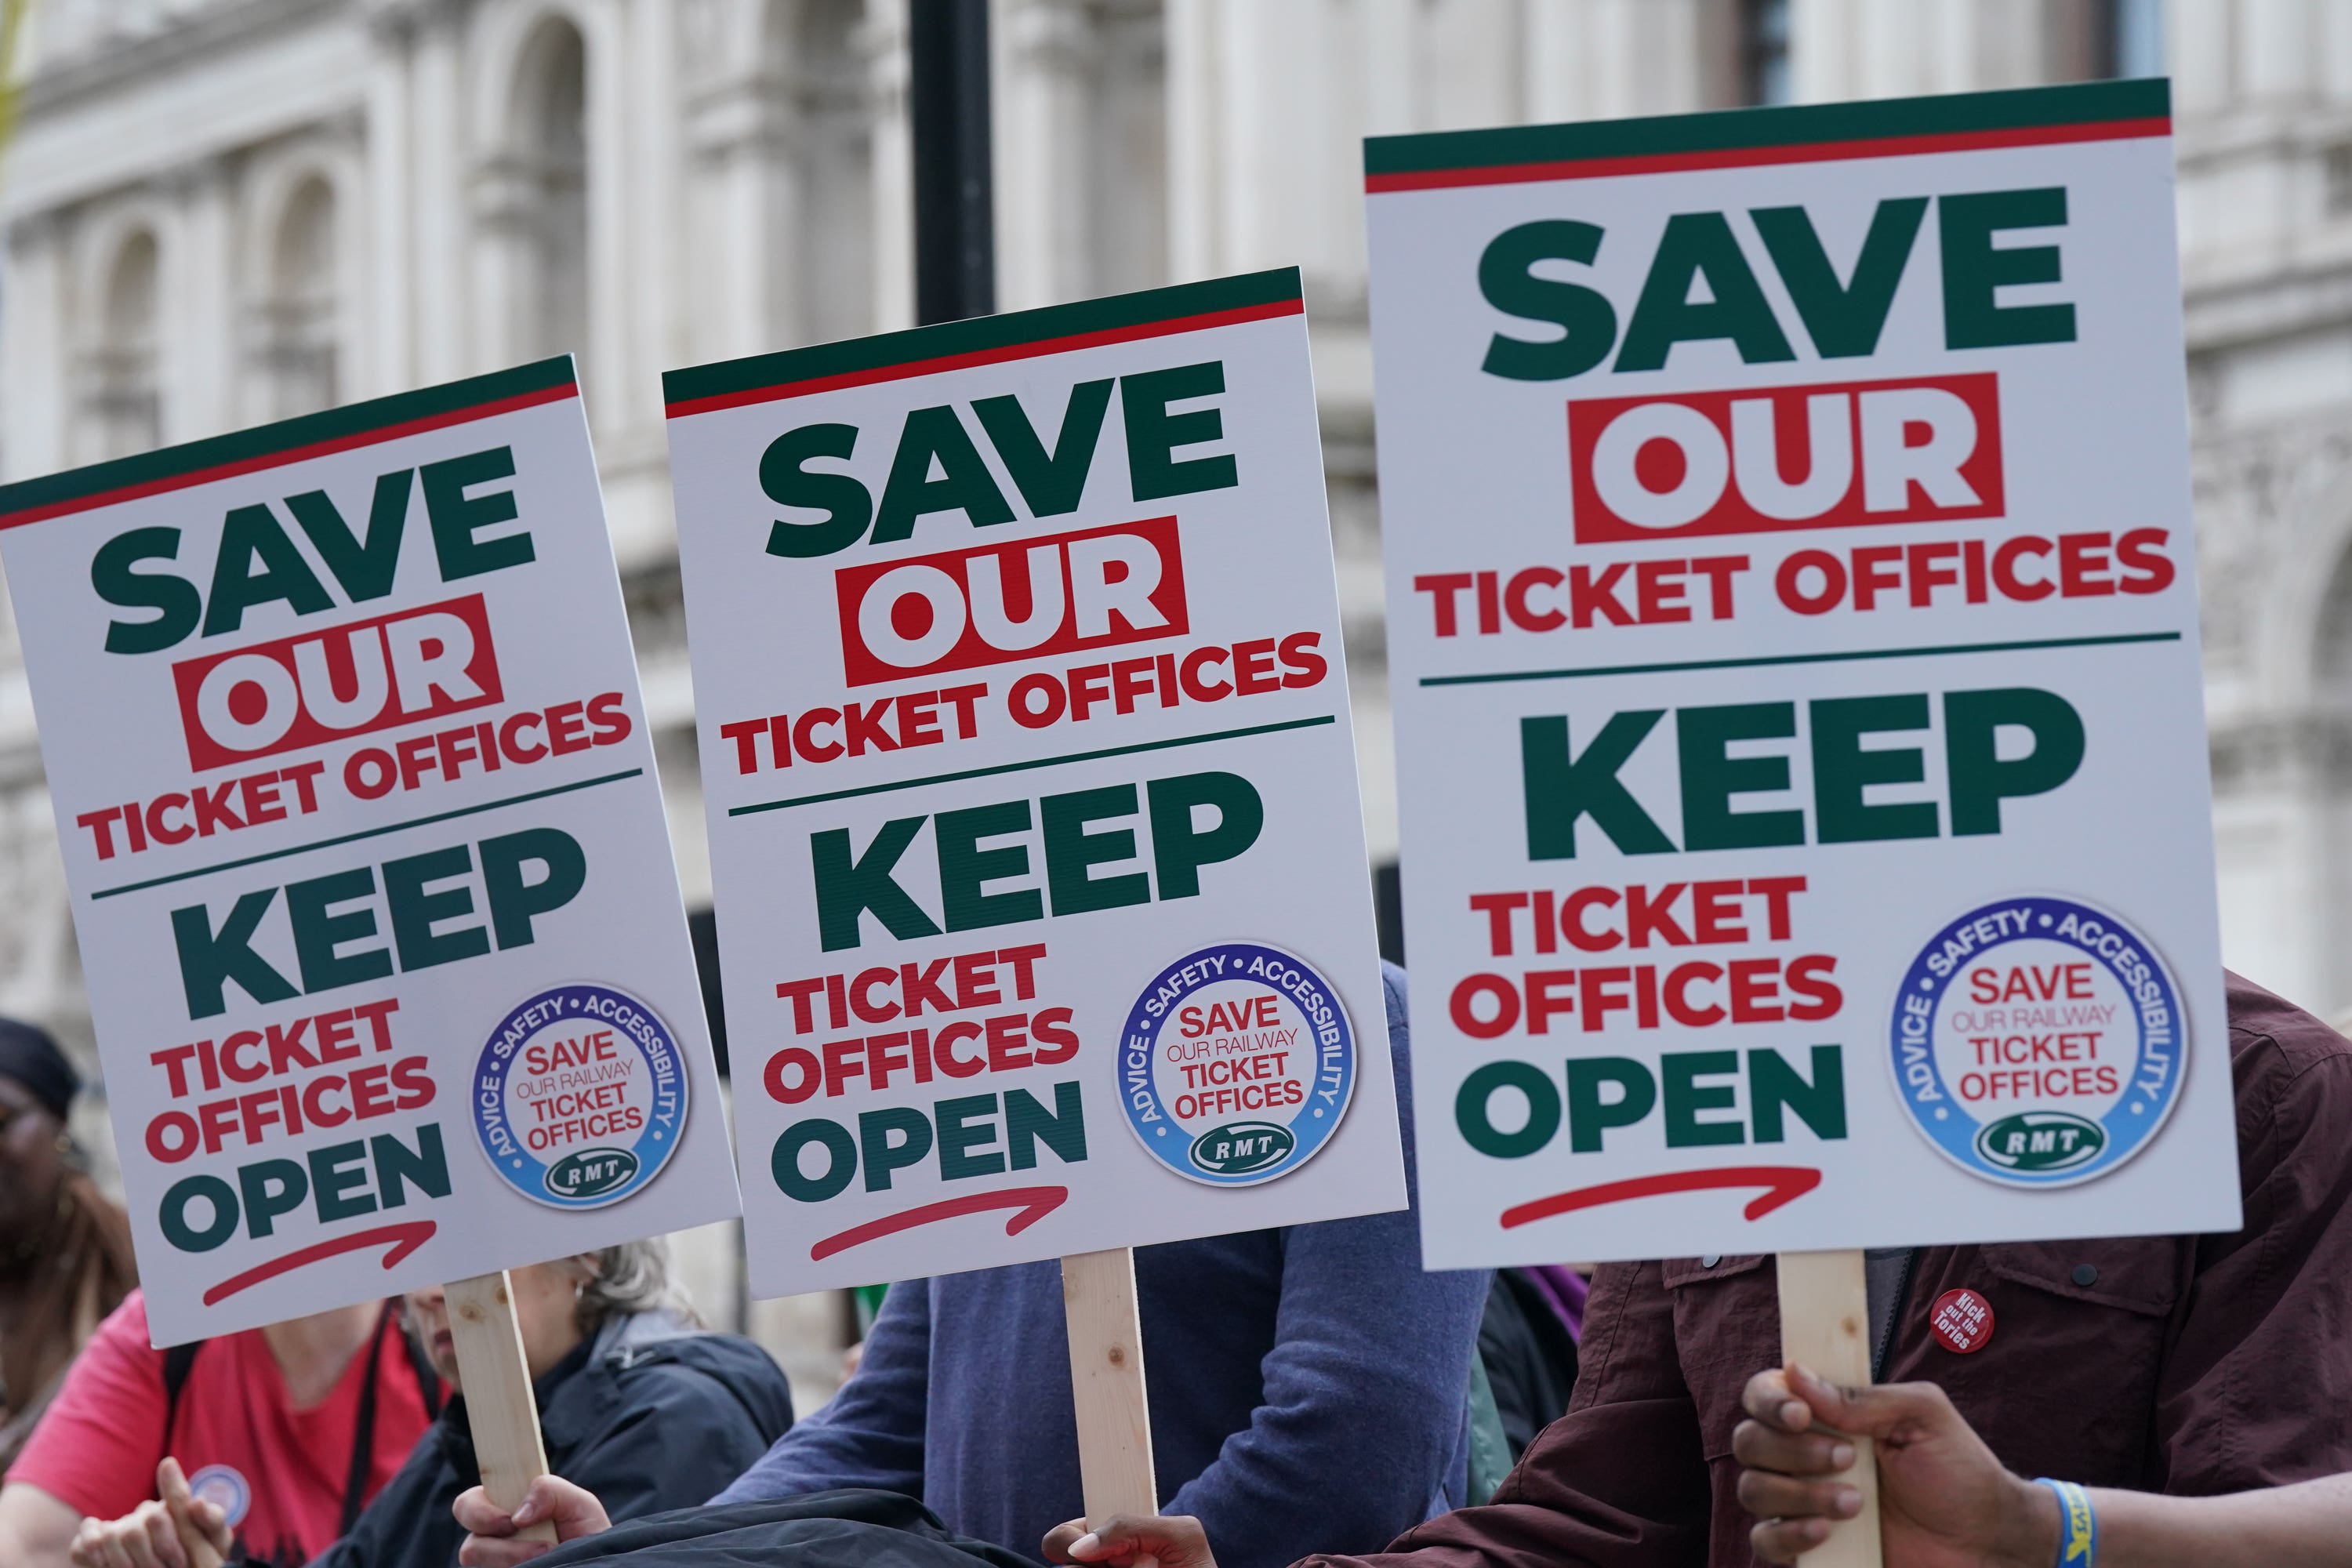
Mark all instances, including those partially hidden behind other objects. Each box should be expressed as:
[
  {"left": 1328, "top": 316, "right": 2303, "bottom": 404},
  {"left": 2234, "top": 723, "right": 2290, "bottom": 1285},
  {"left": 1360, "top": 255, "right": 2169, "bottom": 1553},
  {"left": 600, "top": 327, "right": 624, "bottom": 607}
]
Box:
[
  {"left": 1120, "top": 942, "right": 1356, "bottom": 1186},
  {"left": 1889, "top": 896, "right": 2186, "bottom": 1188},
  {"left": 474, "top": 983, "right": 688, "bottom": 1208}
]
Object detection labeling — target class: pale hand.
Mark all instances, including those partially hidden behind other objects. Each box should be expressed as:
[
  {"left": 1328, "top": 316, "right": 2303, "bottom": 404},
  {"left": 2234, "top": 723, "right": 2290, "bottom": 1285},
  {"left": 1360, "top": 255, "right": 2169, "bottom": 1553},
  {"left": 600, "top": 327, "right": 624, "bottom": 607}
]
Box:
[
  {"left": 68, "top": 1459, "right": 231, "bottom": 1568},
  {"left": 454, "top": 1475, "right": 612, "bottom": 1568},
  {"left": 1042, "top": 1513, "right": 1221, "bottom": 1568}
]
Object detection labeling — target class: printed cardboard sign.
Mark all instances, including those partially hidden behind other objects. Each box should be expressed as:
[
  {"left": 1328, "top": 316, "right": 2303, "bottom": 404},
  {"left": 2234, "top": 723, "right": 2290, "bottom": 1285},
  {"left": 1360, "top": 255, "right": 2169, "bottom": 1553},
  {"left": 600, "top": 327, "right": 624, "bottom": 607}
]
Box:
[
  {"left": 0, "top": 360, "right": 740, "bottom": 1341},
  {"left": 664, "top": 269, "right": 1404, "bottom": 1295},
  {"left": 1364, "top": 80, "right": 2240, "bottom": 1268}
]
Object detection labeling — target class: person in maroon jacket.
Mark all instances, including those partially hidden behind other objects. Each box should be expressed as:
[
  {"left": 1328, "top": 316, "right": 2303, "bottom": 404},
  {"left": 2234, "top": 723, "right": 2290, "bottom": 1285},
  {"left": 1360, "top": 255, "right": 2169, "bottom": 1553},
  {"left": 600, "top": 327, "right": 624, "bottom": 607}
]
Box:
[{"left": 1045, "top": 971, "right": 2352, "bottom": 1568}]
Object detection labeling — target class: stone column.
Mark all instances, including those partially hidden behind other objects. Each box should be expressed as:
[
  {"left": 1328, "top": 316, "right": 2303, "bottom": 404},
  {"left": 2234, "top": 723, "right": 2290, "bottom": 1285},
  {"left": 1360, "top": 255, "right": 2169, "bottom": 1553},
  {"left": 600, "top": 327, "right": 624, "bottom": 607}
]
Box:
[
  {"left": 1, "top": 213, "right": 71, "bottom": 481},
  {"left": 866, "top": 0, "right": 914, "bottom": 332},
  {"left": 161, "top": 154, "right": 237, "bottom": 441}
]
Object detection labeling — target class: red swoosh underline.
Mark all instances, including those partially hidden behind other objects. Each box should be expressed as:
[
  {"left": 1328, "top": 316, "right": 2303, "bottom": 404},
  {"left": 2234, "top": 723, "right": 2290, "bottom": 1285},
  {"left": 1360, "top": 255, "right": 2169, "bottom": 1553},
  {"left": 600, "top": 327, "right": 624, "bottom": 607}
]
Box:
[
  {"left": 811, "top": 1186, "right": 1069, "bottom": 1261},
  {"left": 203, "top": 1220, "right": 438, "bottom": 1305},
  {"left": 1501, "top": 1166, "right": 1822, "bottom": 1229}
]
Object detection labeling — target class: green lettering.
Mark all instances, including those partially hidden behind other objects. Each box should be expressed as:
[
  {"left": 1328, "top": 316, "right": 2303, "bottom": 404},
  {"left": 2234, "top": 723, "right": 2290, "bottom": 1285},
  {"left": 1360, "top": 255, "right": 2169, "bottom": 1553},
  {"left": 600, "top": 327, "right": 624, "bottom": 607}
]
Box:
[
  {"left": 937, "top": 800, "right": 1044, "bottom": 932},
  {"left": 973, "top": 379, "right": 1113, "bottom": 517},
  {"left": 93, "top": 527, "right": 201, "bottom": 654},
  {"left": 420, "top": 447, "right": 535, "bottom": 580},
  {"left": 1616, "top": 212, "right": 1795, "bottom": 372},
  {"left": 1940, "top": 187, "right": 2077, "bottom": 350},
  {"left": 1521, "top": 712, "right": 1675, "bottom": 860},
  {"left": 1810, "top": 693, "right": 1938, "bottom": 844},
  {"left": 1944, "top": 687, "right": 2085, "bottom": 836},
  {"left": 203, "top": 503, "right": 334, "bottom": 637},
  {"left": 1477, "top": 220, "right": 1618, "bottom": 380},
  {"left": 1121, "top": 361, "right": 1238, "bottom": 501},
  {"left": 760, "top": 423, "right": 874, "bottom": 557},
  {"left": 173, "top": 889, "right": 297, "bottom": 1021},
  {"left": 873, "top": 405, "right": 1017, "bottom": 545},
  {"left": 813, "top": 816, "right": 942, "bottom": 952},
  {"left": 1751, "top": 197, "right": 1928, "bottom": 358},
  {"left": 1679, "top": 702, "right": 1805, "bottom": 851}
]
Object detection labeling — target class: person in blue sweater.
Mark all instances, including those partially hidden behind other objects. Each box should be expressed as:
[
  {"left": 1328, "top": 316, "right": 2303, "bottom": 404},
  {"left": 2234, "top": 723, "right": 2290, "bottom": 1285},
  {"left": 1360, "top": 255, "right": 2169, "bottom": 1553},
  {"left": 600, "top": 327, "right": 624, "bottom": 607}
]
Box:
[{"left": 455, "top": 964, "right": 1489, "bottom": 1568}]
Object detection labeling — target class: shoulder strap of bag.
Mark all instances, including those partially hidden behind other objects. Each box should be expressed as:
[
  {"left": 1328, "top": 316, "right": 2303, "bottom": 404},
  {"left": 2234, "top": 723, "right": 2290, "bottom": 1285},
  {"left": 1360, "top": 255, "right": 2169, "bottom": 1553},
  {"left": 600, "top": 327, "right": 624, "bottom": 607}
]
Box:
[{"left": 160, "top": 1341, "right": 201, "bottom": 1455}]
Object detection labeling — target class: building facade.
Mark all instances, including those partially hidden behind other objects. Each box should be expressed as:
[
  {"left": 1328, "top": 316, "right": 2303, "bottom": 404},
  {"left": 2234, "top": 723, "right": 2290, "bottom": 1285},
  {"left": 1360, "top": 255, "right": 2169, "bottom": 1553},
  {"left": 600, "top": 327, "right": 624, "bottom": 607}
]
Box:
[{"left": 2, "top": 0, "right": 2348, "bottom": 1357}]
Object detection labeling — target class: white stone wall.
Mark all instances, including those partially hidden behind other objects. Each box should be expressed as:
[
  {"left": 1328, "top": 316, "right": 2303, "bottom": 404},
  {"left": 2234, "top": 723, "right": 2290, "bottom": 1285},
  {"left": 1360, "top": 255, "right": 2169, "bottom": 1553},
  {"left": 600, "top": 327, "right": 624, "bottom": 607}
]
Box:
[{"left": 6, "top": 0, "right": 2352, "bottom": 1398}]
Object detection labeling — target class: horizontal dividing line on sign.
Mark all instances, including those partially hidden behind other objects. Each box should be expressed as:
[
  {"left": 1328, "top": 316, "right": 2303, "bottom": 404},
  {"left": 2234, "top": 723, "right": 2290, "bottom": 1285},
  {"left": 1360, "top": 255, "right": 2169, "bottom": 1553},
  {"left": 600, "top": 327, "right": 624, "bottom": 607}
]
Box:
[
  {"left": 89, "top": 767, "right": 644, "bottom": 900},
  {"left": 729, "top": 714, "right": 1337, "bottom": 816},
  {"left": 1419, "top": 631, "right": 2182, "bottom": 688}
]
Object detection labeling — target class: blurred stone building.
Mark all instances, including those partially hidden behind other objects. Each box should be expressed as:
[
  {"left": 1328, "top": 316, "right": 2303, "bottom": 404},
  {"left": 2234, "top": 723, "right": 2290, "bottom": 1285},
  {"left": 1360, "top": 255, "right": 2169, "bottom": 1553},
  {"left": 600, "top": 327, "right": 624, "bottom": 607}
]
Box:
[{"left": 2, "top": 0, "right": 2347, "bottom": 1385}]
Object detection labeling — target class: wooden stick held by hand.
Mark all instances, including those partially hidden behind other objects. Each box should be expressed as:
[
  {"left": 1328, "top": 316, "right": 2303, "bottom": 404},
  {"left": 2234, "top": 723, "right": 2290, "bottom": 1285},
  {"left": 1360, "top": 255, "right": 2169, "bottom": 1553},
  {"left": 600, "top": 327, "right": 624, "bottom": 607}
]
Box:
[
  {"left": 1776, "top": 1250, "right": 1884, "bottom": 1568},
  {"left": 445, "top": 1271, "right": 559, "bottom": 1545},
  {"left": 1062, "top": 1247, "right": 1158, "bottom": 1526}
]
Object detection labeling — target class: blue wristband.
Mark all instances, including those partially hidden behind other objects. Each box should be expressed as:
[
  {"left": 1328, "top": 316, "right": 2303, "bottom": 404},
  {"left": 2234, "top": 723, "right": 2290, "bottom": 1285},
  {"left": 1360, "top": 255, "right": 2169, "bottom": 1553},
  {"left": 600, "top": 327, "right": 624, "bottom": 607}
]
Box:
[{"left": 2034, "top": 1479, "right": 2097, "bottom": 1568}]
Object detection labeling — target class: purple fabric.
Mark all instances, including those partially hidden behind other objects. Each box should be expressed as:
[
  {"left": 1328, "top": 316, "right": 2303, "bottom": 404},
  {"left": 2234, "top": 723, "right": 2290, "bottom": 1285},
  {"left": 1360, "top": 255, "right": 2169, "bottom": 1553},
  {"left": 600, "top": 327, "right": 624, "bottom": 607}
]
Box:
[{"left": 1520, "top": 1266, "right": 1588, "bottom": 1344}]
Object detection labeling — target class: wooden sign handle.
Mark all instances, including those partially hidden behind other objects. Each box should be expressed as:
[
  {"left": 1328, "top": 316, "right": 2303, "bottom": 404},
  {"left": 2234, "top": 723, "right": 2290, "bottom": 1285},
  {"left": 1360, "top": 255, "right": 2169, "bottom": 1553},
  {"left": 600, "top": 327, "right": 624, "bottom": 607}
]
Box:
[
  {"left": 1775, "top": 1250, "right": 1884, "bottom": 1568},
  {"left": 444, "top": 1271, "right": 558, "bottom": 1545},
  {"left": 1061, "top": 1247, "right": 1159, "bottom": 1524}
]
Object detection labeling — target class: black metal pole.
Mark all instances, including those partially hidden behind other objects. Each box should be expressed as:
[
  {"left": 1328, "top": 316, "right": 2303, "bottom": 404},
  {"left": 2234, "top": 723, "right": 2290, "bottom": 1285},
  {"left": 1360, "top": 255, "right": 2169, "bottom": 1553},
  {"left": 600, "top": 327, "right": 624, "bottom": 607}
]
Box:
[{"left": 909, "top": 0, "right": 995, "bottom": 325}]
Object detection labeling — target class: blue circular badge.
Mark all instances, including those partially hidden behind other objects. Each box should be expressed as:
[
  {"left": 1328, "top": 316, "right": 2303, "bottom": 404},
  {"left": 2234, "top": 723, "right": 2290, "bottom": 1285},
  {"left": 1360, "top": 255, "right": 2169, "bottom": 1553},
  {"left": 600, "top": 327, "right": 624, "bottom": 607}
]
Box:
[
  {"left": 1889, "top": 897, "right": 2186, "bottom": 1187},
  {"left": 1119, "top": 942, "right": 1356, "bottom": 1186},
  {"left": 473, "top": 983, "right": 689, "bottom": 1209},
  {"left": 188, "top": 1465, "right": 250, "bottom": 1528}
]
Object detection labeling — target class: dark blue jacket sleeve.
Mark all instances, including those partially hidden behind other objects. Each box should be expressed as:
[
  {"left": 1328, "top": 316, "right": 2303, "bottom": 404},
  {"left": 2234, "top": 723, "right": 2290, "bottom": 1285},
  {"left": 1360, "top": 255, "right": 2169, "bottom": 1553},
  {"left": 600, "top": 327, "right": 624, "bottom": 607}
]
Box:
[
  {"left": 1165, "top": 964, "right": 1490, "bottom": 1561},
  {"left": 714, "top": 1279, "right": 931, "bottom": 1503}
]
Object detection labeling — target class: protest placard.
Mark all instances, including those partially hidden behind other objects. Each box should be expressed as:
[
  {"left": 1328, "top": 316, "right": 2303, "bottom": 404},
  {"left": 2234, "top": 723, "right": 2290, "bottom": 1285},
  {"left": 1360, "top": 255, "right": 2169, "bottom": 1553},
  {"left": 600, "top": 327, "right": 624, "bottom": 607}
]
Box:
[
  {"left": 1364, "top": 81, "right": 2234, "bottom": 1267},
  {"left": 0, "top": 358, "right": 741, "bottom": 1352},
  {"left": 662, "top": 268, "right": 1402, "bottom": 1319},
  {"left": 1367, "top": 79, "right": 2225, "bottom": 1561}
]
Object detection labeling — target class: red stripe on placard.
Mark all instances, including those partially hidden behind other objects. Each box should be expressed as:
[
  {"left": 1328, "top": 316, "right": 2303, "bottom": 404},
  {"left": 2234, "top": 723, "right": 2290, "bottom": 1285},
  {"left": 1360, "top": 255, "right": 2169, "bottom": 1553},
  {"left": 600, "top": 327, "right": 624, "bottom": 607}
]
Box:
[
  {"left": 808, "top": 1186, "right": 1069, "bottom": 1261},
  {"left": 0, "top": 385, "right": 578, "bottom": 530},
  {"left": 1364, "top": 118, "right": 2169, "bottom": 193},
  {"left": 662, "top": 299, "right": 1304, "bottom": 419},
  {"left": 202, "top": 1220, "right": 439, "bottom": 1305},
  {"left": 1500, "top": 1166, "right": 1823, "bottom": 1228}
]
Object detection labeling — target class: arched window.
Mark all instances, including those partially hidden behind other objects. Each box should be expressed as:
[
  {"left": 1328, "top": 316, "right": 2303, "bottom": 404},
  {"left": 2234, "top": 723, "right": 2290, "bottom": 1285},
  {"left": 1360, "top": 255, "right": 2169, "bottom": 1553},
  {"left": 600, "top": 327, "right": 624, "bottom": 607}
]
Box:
[
  {"left": 510, "top": 16, "right": 590, "bottom": 362},
  {"left": 257, "top": 176, "right": 340, "bottom": 418},
  {"left": 790, "top": 0, "right": 873, "bottom": 339},
  {"left": 85, "top": 230, "right": 162, "bottom": 460}
]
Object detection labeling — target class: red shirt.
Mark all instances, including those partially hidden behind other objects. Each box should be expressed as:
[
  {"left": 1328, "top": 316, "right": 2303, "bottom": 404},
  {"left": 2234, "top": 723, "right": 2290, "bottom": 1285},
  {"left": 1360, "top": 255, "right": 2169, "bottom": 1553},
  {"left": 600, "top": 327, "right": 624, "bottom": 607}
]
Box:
[{"left": 6, "top": 1291, "right": 435, "bottom": 1568}]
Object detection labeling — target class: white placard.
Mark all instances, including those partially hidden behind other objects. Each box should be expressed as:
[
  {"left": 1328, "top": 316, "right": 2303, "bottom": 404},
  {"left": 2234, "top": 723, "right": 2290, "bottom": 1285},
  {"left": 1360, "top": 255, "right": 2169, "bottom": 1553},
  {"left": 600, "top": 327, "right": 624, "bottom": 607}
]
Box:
[
  {"left": 665, "top": 269, "right": 1404, "bottom": 1297},
  {"left": 0, "top": 359, "right": 739, "bottom": 1341},
  {"left": 1365, "top": 81, "right": 2240, "bottom": 1268}
]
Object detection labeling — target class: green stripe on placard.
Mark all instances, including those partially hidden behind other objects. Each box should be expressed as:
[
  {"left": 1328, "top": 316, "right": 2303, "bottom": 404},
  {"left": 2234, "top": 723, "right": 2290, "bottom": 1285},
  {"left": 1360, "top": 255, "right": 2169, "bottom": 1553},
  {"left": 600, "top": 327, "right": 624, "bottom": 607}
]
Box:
[
  {"left": 88, "top": 767, "right": 643, "bottom": 900},
  {"left": 663, "top": 268, "right": 1304, "bottom": 408},
  {"left": 729, "top": 714, "right": 1336, "bottom": 815},
  {"left": 1419, "top": 632, "right": 2182, "bottom": 688},
  {"left": 0, "top": 357, "right": 578, "bottom": 523},
  {"left": 1363, "top": 78, "right": 2170, "bottom": 176}
]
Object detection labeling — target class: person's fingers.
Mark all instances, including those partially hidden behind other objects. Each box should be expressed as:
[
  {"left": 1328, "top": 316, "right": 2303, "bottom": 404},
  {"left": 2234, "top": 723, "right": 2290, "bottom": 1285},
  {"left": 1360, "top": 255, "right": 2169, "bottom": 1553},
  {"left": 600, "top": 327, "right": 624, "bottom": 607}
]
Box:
[
  {"left": 509, "top": 1475, "right": 609, "bottom": 1537},
  {"left": 156, "top": 1457, "right": 223, "bottom": 1567},
  {"left": 1732, "top": 1417, "right": 1856, "bottom": 1476},
  {"left": 1736, "top": 1468, "right": 1862, "bottom": 1524},
  {"left": 452, "top": 1486, "right": 515, "bottom": 1536},
  {"left": 1787, "top": 1363, "right": 1956, "bottom": 1442},
  {"left": 137, "top": 1503, "right": 189, "bottom": 1568},
  {"left": 93, "top": 1525, "right": 143, "bottom": 1568},
  {"left": 1041, "top": 1522, "right": 1088, "bottom": 1563},
  {"left": 1751, "top": 1514, "right": 1835, "bottom": 1565},
  {"left": 1741, "top": 1367, "right": 1811, "bottom": 1433}
]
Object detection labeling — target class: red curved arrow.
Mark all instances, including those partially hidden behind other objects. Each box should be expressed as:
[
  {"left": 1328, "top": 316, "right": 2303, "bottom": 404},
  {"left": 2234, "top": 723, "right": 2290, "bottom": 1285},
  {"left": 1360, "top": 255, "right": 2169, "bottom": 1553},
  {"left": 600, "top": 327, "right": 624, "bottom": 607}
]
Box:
[
  {"left": 1501, "top": 1166, "right": 1822, "bottom": 1230},
  {"left": 811, "top": 1186, "right": 1069, "bottom": 1262},
  {"left": 204, "top": 1220, "right": 438, "bottom": 1305}
]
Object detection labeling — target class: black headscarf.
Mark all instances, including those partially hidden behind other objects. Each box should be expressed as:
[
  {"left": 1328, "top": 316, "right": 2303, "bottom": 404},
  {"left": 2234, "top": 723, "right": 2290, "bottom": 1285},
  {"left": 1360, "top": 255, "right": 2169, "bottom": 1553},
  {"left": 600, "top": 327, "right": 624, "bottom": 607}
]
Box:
[{"left": 0, "top": 1018, "right": 76, "bottom": 1121}]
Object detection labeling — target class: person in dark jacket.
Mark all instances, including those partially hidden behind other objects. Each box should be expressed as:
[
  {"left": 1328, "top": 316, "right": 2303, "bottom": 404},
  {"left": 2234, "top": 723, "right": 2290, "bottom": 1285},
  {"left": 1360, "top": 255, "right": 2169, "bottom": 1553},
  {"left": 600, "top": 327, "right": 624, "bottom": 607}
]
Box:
[
  {"left": 1041, "top": 970, "right": 2352, "bottom": 1568},
  {"left": 80, "top": 1240, "right": 793, "bottom": 1568}
]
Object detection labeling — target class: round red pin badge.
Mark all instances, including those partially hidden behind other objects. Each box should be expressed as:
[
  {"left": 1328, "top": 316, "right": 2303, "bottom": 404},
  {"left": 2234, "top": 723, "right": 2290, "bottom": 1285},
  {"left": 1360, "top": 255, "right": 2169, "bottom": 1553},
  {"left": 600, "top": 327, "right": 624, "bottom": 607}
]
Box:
[{"left": 1929, "top": 1287, "right": 1994, "bottom": 1353}]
